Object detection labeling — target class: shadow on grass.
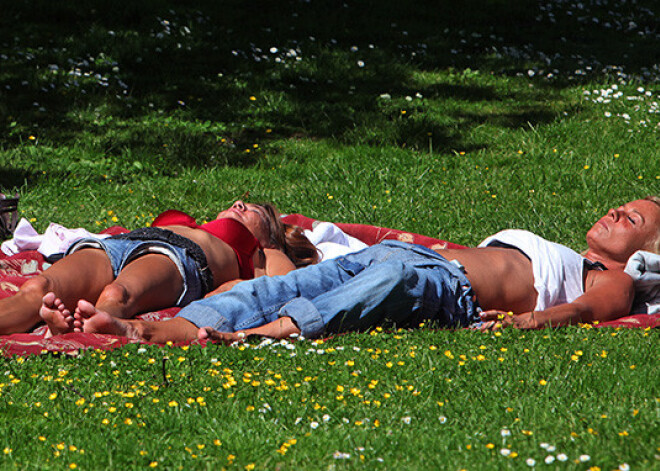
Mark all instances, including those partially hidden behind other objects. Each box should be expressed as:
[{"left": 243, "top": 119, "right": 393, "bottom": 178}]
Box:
[{"left": 0, "top": 0, "right": 656, "bottom": 168}]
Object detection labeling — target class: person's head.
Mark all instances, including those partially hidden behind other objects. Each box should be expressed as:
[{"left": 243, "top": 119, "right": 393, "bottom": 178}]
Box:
[
  {"left": 585, "top": 196, "right": 660, "bottom": 264},
  {"left": 217, "top": 201, "right": 319, "bottom": 267}
]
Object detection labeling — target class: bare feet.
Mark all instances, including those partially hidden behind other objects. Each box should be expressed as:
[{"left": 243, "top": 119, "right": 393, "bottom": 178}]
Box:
[
  {"left": 39, "top": 292, "right": 73, "bottom": 337},
  {"left": 198, "top": 327, "right": 243, "bottom": 345},
  {"left": 73, "top": 299, "right": 142, "bottom": 339}
]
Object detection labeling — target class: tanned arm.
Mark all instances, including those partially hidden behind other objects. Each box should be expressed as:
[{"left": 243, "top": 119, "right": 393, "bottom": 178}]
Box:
[
  {"left": 481, "top": 270, "right": 635, "bottom": 329},
  {"left": 203, "top": 248, "right": 298, "bottom": 297},
  {"left": 199, "top": 316, "right": 301, "bottom": 344}
]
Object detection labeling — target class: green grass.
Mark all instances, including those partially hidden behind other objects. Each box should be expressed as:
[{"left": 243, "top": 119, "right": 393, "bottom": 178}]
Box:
[
  {"left": 0, "top": 0, "right": 659, "bottom": 469},
  {"left": 0, "top": 328, "right": 656, "bottom": 470}
]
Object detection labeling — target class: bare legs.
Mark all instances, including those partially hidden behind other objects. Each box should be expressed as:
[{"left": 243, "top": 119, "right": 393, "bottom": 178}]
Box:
[
  {"left": 73, "top": 300, "right": 199, "bottom": 343},
  {"left": 0, "top": 246, "right": 186, "bottom": 335},
  {"left": 0, "top": 248, "right": 113, "bottom": 334},
  {"left": 39, "top": 252, "right": 184, "bottom": 336}
]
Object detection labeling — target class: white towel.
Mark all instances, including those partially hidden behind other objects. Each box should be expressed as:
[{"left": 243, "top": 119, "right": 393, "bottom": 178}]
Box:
[
  {"left": 1, "top": 218, "right": 109, "bottom": 258},
  {"left": 304, "top": 221, "right": 368, "bottom": 261},
  {"left": 624, "top": 250, "right": 660, "bottom": 315}
]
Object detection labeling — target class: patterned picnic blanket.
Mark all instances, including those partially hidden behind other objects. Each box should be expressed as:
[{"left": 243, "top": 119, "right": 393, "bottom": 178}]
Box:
[{"left": 1, "top": 215, "right": 657, "bottom": 356}]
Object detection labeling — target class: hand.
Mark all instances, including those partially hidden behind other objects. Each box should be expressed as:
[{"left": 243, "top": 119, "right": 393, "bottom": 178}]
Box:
[
  {"left": 198, "top": 327, "right": 246, "bottom": 345},
  {"left": 479, "top": 310, "right": 540, "bottom": 330}
]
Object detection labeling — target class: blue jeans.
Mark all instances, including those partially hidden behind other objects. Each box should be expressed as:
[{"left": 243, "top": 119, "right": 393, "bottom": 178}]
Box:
[{"left": 176, "top": 240, "right": 481, "bottom": 338}]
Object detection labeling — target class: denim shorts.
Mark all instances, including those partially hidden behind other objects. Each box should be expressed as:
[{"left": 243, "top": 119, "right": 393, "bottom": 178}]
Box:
[
  {"left": 66, "top": 236, "right": 206, "bottom": 307},
  {"left": 177, "top": 240, "right": 481, "bottom": 337}
]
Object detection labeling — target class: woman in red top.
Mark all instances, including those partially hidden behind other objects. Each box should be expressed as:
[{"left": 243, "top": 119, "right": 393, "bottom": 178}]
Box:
[{"left": 0, "top": 201, "right": 318, "bottom": 335}]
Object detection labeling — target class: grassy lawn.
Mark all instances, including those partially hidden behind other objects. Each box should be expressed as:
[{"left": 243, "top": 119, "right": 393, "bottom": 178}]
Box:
[{"left": 0, "top": 0, "right": 658, "bottom": 469}]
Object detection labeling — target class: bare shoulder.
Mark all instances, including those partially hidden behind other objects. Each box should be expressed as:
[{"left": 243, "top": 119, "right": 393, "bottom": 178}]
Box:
[{"left": 262, "top": 248, "right": 296, "bottom": 276}]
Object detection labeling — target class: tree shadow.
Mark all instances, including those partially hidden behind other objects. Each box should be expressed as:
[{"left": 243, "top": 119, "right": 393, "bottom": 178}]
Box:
[{"left": 0, "top": 0, "right": 656, "bottom": 168}]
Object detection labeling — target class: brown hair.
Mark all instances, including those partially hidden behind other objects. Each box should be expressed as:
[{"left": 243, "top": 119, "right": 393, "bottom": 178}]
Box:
[
  {"left": 643, "top": 195, "right": 660, "bottom": 254},
  {"left": 259, "top": 203, "right": 320, "bottom": 267}
]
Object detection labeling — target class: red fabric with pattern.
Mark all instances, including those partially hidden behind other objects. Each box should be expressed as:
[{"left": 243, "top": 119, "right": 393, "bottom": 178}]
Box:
[{"left": 0, "top": 216, "right": 657, "bottom": 356}]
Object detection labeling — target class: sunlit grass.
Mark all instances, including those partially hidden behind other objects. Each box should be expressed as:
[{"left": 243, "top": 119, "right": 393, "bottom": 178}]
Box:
[
  {"left": 0, "top": 327, "right": 656, "bottom": 469},
  {"left": 0, "top": 0, "right": 658, "bottom": 469}
]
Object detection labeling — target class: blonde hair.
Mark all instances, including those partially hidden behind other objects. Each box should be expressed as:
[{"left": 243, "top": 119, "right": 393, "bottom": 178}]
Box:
[{"left": 643, "top": 195, "right": 660, "bottom": 254}]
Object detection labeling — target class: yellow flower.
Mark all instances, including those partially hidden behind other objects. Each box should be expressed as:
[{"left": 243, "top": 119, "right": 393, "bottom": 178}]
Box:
[
  {"left": 149, "top": 462, "right": 158, "bottom": 468},
  {"left": 539, "top": 379, "right": 547, "bottom": 386}
]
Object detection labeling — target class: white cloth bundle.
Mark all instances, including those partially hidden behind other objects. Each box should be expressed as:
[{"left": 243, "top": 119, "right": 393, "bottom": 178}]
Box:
[{"left": 1, "top": 218, "right": 109, "bottom": 258}]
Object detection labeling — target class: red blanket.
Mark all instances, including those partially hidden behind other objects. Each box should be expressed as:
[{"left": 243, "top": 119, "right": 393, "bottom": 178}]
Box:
[{"left": 1, "top": 216, "right": 657, "bottom": 356}]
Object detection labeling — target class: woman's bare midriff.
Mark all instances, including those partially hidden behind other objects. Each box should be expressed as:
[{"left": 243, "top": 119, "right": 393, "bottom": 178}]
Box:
[
  {"left": 158, "top": 225, "right": 242, "bottom": 286},
  {"left": 437, "top": 247, "right": 538, "bottom": 313}
]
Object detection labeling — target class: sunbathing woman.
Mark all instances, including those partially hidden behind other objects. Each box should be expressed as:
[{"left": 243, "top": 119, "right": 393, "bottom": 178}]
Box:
[
  {"left": 0, "top": 201, "right": 319, "bottom": 335},
  {"left": 75, "top": 197, "right": 660, "bottom": 342}
]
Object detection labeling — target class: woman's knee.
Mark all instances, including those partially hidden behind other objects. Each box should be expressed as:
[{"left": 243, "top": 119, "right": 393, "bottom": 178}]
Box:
[
  {"left": 96, "top": 283, "right": 131, "bottom": 312},
  {"left": 19, "top": 276, "right": 52, "bottom": 299}
]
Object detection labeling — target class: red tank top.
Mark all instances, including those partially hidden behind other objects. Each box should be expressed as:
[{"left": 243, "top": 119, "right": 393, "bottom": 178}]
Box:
[{"left": 152, "top": 210, "right": 261, "bottom": 279}]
